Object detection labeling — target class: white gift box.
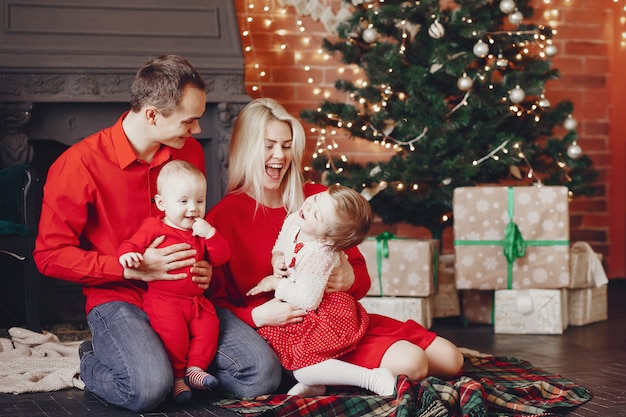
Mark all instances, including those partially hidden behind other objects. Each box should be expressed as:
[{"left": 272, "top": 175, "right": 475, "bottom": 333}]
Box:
[
  {"left": 360, "top": 296, "right": 432, "bottom": 329},
  {"left": 568, "top": 285, "right": 608, "bottom": 326},
  {"left": 494, "top": 289, "right": 568, "bottom": 334}
]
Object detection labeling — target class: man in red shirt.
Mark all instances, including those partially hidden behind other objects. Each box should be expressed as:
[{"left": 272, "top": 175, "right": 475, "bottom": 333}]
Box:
[{"left": 33, "top": 55, "right": 281, "bottom": 412}]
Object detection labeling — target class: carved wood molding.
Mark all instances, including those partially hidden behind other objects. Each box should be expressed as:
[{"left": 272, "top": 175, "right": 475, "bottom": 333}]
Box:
[{"left": 0, "top": 72, "right": 246, "bottom": 103}]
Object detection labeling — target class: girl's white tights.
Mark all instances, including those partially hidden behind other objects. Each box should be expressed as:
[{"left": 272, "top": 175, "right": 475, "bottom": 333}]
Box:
[{"left": 288, "top": 359, "right": 396, "bottom": 397}]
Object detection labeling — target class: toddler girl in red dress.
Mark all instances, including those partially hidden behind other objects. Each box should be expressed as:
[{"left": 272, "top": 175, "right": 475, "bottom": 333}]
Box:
[{"left": 247, "top": 184, "right": 395, "bottom": 396}]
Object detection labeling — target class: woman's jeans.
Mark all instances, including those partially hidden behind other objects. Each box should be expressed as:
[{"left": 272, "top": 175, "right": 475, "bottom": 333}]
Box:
[{"left": 81, "top": 302, "right": 282, "bottom": 412}]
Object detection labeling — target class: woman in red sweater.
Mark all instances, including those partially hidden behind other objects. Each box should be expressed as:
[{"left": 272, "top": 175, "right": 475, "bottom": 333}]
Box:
[{"left": 206, "top": 98, "right": 463, "bottom": 394}]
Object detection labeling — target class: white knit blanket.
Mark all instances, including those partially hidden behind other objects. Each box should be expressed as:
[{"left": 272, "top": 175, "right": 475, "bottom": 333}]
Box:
[{"left": 0, "top": 327, "right": 85, "bottom": 394}]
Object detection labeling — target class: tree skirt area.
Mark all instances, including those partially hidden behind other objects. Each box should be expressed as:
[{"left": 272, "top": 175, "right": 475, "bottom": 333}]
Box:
[
  {"left": 0, "top": 328, "right": 591, "bottom": 416},
  {"left": 213, "top": 349, "right": 591, "bottom": 417}
]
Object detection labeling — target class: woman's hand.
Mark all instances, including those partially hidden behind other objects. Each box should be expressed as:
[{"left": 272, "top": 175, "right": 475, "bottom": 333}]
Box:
[
  {"left": 123, "top": 235, "right": 196, "bottom": 282},
  {"left": 247, "top": 275, "right": 281, "bottom": 296},
  {"left": 326, "top": 251, "right": 355, "bottom": 292},
  {"left": 251, "top": 298, "right": 306, "bottom": 327}
]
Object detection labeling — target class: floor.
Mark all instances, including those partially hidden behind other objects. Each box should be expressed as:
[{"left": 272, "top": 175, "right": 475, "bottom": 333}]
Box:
[{"left": 1, "top": 279, "right": 624, "bottom": 417}]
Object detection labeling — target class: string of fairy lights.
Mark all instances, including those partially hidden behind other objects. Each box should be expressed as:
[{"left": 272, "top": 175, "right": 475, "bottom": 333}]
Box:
[{"left": 240, "top": 0, "right": 624, "bottom": 182}]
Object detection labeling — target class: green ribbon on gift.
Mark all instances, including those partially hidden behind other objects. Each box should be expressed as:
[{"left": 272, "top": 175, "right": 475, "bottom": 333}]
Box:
[
  {"left": 454, "top": 187, "right": 569, "bottom": 289},
  {"left": 370, "top": 232, "right": 438, "bottom": 296}
]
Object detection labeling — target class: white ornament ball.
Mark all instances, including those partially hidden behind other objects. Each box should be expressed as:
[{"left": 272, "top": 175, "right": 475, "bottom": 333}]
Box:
[
  {"left": 567, "top": 142, "right": 582, "bottom": 159},
  {"left": 473, "top": 40, "right": 489, "bottom": 58},
  {"left": 457, "top": 75, "right": 474, "bottom": 91},
  {"left": 509, "top": 86, "right": 526, "bottom": 103},
  {"left": 499, "top": 0, "right": 516, "bottom": 14},
  {"left": 564, "top": 116, "right": 578, "bottom": 130},
  {"left": 428, "top": 20, "right": 445, "bottom": 39},
  {"left": 545, "top": 44, "right": 558, "bottom": 57},
  {"left": 508, "top": 10, "right": 523, "bottom": 25},
  {"left": 362, "top": 27, "right": 378, "bottom": 43}
]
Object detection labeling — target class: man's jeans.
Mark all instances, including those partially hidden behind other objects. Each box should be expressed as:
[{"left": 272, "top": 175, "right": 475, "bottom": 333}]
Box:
[{"left": 81, "top": 302, "right": 282, "bottom": 412}]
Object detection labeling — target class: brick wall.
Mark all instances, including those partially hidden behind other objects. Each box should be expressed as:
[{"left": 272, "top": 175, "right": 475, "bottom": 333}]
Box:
[{"left": 234, "top": 0, "right": 624, "bottom": 277}]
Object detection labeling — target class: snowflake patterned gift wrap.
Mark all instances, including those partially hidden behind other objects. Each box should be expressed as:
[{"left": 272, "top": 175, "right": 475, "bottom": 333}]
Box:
[
  {"left": 432, "top": 265, "right": 461, "bottom": 318},
  {"left": 494, "top": 289, "right": 568, "bottom": 334},
  {"left": 569, "top": 241, "right": 609, "bottom": 289},
  {"left": 453, "top": 186, "right": 570, "bottom": 290},
  {"left": 360, "top": 296, "right": 432, "bottom": 328},
  {"left": 359, "top": 233, "right": 438, "bottom": 297}
]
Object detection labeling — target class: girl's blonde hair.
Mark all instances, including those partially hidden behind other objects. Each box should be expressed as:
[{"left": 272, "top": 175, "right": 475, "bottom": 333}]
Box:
[
  {"left": 323, "top": 184, "right": 373, "bottom": 251},
  {"left": 227, "top": 98, "right": 306, "bottom": 213}
]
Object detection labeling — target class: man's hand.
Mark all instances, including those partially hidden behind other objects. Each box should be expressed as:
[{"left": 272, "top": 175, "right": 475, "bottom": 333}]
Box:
[
  {"left": 326, "top": 251, "right": 355, "bottom": 292},
  {"left": 123, "top": 235, "right": 196, "bottom": 282}
]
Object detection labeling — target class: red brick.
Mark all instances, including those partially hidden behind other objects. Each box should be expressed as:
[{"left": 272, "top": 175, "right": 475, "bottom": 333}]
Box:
[{"left": 565, "top": 41, "right": 609, "bottom": 57}]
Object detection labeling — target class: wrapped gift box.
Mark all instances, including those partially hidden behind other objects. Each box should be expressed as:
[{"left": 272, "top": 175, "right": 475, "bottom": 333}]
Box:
[
  {"left": 568, "top": 285, "right": 608, "bottom": 326},
  {"left": 360, "top": 296, "right": 432, "bottom": 329},
  {"left": 453, "top": 186, "right": 570, "bottom": 290},
  {"left": 432, "top": 265, "right": 461, "bottom": 318},
  {"left": 359, "top": 236, "right": 438, "bottom": 297},
  {"left": 461, "top": 290, "right": 494, "bottom": 324},
  {"left": 569, "top": 242, "right": 609, "bottom": 289},
  {"left": 494, "top": 289, "right": 568, "bottom": 334}
]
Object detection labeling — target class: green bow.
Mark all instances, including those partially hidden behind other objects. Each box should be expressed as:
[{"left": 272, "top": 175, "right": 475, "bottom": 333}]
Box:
[
  {"left": 375, "top": 232, "right": 395, "bottom": 296},
  {"left": 503, "top": 187, "right": 526, "bottom": 263}
]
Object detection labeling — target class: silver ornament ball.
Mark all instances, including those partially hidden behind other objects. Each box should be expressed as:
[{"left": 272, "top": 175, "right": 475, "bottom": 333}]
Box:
[
  {"left": 564, "top": 116, "right": 578, "bottom": 130},
  {"left": 499, "top": 0, "right": 516, "bottom": 14},
  {"left": 473, "top": 40, "right": 489, "bottom": 58},
  {"left": 457, "top": 75, "right": 474, "bottom": 91},
  {"left": 428, "top": 20, "right": 445, "bottom": 39},
  {"left": 545, "top": 44, "right": 558, "bottom": 57},
  {"left": 508, "top": 10, "right": 523, "bottom": 25},
  {"left": 362, "top": 27, "right": 378, "bottom": 43},
  {"left": 567, "top": 143, "right": 582, "bottom": 159},
  {"left": 509, "top": 86, "right": 526, "bottom": 104}
]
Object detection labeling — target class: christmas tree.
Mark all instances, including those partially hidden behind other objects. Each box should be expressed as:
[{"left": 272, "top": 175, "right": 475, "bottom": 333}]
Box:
[{"left": 301, "top": 0, "right": 597, "bottom": 240}]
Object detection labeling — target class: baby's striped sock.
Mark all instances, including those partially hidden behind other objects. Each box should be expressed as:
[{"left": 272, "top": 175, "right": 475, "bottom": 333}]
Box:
[
  {"left": 173, "top": 378, "right": 192, "bottom": 404},
  {"left": 185, "top": 366, "right": 218, "bottom": 390}
]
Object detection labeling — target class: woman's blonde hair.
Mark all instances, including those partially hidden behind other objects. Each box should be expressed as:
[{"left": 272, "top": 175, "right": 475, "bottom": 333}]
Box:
[
  {"left": 227, "top": 98, "right": 306, "bottom": 213},
  {"left": 323, "top": 184, "right": 373, "bottom": 251}
]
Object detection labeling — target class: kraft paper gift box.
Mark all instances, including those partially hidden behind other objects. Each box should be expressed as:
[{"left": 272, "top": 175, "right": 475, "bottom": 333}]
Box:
[
  {"left": 494, "top": 289, "right": 568, "bottom": 334},
  {"left": 569, "top": 242, "right": 609, "bottom": 289},
  {"left": 432, "top": 265, "right": 461, "bottom": 318},
  {"left": 359, "top": 234, "right": 438, "bottom": 297},
  {"left": 461, "top": 290, "right": 494, "bottom": 324},
  {"left": 453, "top": 186, "right": 570, "bottom": 290},
  {"left": 360, "top": 296, "right": 432, "bottom": 329},
  {"left": 568, "top": 285, "right": 608, "bottom": 326}
]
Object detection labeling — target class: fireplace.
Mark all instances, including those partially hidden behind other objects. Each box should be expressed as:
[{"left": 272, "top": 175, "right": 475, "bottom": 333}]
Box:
[
  {"left": 0, "top": 0, "right": 250, "bottom": 325},
  {"left": 0, "top": 0, "right": 249, "bottom": 208}
]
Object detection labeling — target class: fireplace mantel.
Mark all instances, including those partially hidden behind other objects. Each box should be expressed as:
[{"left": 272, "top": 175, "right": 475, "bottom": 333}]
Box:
[{"left": 0, "top": 0, "right": 249, "bottom": 206}]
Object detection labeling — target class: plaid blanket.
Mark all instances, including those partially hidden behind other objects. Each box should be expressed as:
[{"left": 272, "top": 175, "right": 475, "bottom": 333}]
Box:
[{"left": 213, "top": 351, "right": 591, "bottom": 417}]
